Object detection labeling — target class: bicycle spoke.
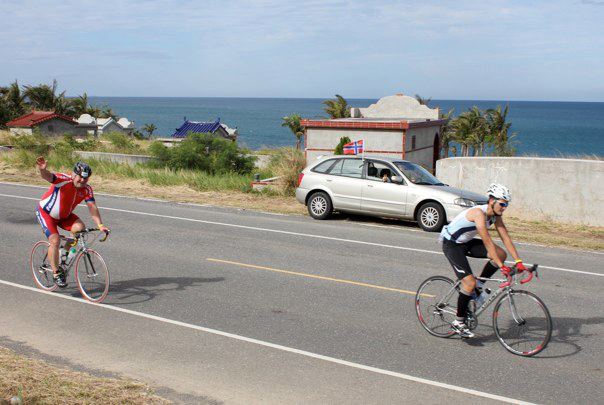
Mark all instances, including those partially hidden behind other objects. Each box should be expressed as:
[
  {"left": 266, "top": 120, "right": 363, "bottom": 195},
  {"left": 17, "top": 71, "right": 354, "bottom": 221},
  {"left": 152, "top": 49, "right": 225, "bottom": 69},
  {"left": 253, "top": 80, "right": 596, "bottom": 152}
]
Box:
[
  {"left": 75, "top": 250, "right": 109, "bottom": 303},
  {"left": 493, "top": 290, "right": 552, "bottom": 356},
  {"left": 416, "top": 276, "right": 458, "bottom": 338}
]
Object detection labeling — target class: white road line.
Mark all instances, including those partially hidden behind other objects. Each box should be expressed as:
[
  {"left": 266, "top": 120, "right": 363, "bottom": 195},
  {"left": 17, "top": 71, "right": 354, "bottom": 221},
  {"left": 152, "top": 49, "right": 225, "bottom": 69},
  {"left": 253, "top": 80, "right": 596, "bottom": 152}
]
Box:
[
  {"left": 0, "top": 279, "right": 533, "bottom": 405},
  {"left": 1, "top": 191, "right": 602, "bottom": 278}
]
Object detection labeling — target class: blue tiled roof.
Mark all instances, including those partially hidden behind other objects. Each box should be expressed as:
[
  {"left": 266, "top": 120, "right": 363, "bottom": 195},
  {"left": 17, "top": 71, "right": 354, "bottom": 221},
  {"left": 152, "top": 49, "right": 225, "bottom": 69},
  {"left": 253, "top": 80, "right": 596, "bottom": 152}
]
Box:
[{"left": 172, "top": 120, "right": 222, "bottom": 138}]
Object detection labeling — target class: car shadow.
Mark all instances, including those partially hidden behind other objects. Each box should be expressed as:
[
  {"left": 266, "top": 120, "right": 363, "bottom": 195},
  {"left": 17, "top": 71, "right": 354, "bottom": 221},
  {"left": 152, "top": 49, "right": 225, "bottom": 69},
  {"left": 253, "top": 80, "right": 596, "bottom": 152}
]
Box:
[
  {"left": 326, "top": 212, "right": 422, "bottom": 231},
  {"left": 464, "top": 315, "right": 604, "bottom": 358},
  {"left": 69, "top": 276, "right": 225, "bottom": 305}
]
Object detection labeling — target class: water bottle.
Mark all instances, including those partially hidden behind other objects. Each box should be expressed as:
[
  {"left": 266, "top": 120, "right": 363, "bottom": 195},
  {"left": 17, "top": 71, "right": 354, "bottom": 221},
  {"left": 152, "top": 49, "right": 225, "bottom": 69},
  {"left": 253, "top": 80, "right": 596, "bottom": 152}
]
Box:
[
  {"left": 66, "top": 246, "right": 77, "bottom": 262},
  {"left": 59, "top": 248, "right": 67, "bottom": 264},
  {"left": 475, "top": 288, "right": 492, "bottom": 307}
]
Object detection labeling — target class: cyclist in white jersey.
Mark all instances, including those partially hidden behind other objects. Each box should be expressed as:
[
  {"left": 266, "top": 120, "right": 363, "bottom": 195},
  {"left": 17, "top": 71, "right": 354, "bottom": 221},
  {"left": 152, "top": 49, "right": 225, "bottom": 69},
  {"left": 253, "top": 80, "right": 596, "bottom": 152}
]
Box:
[{"left": 440, "top": 183, "right": 527, "bottom": 338}]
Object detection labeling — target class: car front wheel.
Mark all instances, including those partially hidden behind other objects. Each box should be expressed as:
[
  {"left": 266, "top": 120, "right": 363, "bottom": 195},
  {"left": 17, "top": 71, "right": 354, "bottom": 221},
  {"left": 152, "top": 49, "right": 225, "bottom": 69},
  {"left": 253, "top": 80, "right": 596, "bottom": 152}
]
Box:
[
  {"left": 417, "top": 202, "right": 445, "bottom": 232},
  {"left": 307, "top": 191, "right": 332, "bottom": 220}
]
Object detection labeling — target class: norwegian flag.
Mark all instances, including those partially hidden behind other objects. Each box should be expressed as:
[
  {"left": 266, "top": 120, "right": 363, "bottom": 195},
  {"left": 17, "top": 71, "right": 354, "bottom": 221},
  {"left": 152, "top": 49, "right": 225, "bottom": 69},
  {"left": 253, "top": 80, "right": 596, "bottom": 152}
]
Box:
[{"left": 343, "top": 139, "right": 364, "bottom": 155}]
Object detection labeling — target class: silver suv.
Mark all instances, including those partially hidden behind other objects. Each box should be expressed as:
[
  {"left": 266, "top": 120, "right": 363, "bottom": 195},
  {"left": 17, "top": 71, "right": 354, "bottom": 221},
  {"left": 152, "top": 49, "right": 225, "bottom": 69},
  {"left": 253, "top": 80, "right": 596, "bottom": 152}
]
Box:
[{"left": 295, "top": 156, "right": 487, "bottom": 232}]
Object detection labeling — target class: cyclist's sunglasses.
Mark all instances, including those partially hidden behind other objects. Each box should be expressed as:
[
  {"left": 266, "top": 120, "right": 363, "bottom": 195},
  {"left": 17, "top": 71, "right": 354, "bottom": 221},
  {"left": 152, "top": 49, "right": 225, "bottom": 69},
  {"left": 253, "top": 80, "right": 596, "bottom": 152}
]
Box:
[{"left": 497, "top": 201, "right": 509, "bottom": 207}]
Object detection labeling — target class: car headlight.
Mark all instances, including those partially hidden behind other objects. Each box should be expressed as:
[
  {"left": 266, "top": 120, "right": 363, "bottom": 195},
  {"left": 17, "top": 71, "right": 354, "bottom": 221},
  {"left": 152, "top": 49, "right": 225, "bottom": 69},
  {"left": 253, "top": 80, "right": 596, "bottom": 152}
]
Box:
[{"left": 454, "top": 198, "right": 477, "bottom": 207}]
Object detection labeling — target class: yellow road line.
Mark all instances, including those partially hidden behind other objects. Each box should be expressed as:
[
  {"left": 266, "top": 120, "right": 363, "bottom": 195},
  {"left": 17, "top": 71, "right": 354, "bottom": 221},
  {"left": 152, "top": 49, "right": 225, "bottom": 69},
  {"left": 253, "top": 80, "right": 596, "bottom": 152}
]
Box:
[{"left": 207, "top": 258, "right": 433, "bottom": 297}]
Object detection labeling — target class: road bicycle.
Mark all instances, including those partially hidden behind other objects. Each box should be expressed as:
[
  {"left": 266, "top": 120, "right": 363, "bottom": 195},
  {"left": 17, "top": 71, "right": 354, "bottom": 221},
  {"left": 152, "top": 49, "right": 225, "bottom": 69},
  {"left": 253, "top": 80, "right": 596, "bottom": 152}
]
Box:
[
  {"left": 415, "top": 264, "right": 552, "bottom": 356},
  {"left": 29, "top": 228, "right": 110, "bottom": 303}
]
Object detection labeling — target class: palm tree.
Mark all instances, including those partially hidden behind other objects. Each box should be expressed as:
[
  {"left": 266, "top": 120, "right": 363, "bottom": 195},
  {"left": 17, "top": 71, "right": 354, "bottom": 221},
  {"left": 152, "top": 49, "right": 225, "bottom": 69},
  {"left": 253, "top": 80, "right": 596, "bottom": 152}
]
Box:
[
  {"left": 438, "top": 108, "right": 455, "bottom": 158},
  {"left": 322, "top": 94, "right": 351, "bottom": 119},
  {"left": 281, "top": 114, "right": 304, "bottom": 149},
  {"left": 98, "top": 105, "right": 117, "bottom": 119},
  {"left": 452, "top": 107, "right": 487, "bottom": 156},
  {"left": 415, "top": 94, "right": 432, "bottom": 106},
  {"left": 23, "top": 79, "right": 75, "bottom": 116},
  {"left": 71, "top": 92, "right": 90, "bottom": 116},
  {"left": 486, "top": 105, "right": 515, "bottom": 156},
  {"left": 3, "top": 80, "right": 27, "bottom": 117},
  {"left": 143, "top": 123, "right": 157, "bottom": 138}
]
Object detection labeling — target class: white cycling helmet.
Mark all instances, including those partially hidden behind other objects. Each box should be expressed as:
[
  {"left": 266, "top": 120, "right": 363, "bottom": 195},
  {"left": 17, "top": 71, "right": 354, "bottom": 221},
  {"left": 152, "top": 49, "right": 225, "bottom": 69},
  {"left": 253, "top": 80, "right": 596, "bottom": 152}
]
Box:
[{"left": 486, "top": 183, "right": 511, "bottom": 202}]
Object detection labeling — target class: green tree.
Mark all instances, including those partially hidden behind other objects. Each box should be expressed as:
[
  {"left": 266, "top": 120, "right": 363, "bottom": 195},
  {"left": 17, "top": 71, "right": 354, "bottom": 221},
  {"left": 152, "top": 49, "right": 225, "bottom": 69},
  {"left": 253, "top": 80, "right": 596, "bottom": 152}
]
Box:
[
  {"left": 71, "top": 92, "right": 91, "bottom": 116},
  {"left": 322, "top": 94, "right": 351, "bottom": 119},
  {"left": 486, "top": 105, "right": 516, "bottom": 156},
  {"left": 334, "top": 136, "right": 352, "bottom": 155},
  {"left": 438, "top": 108, "right": 455, "bottom": 158},
  {"left": 143, "top": 123, "right": 157, "bottom": 138},
  {"left": 414, "top": 94, "right": 432, "bottom": 106},
  {"left": 452, "top": 107, "right": 487, "bottom": 156},
  {"left": 281, "top": 114, "right": 304, "bottom": 149},
  {"left": 22, "top": 79, "right": 75, "bottom": 116}
]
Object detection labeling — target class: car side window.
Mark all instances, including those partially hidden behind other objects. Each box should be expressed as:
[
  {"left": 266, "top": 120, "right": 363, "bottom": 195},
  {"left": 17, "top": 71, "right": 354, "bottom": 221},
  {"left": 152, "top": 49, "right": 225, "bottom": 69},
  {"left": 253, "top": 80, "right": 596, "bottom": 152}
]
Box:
[
  {"left": 329, "top": 159, "right": 363, "bottom": 178},
  {"left": 366, "top": 161, "right": 400, "bottom": 183},
  {"left": 312, "top": 159, "right": 337, "bottom": 174}
]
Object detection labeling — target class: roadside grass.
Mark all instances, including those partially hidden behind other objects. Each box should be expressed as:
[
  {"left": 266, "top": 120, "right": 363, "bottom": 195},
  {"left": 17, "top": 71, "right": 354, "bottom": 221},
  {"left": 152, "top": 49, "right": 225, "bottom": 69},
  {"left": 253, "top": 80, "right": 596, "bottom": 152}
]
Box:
[
  {"left": 0, "top": 151, "right": 601, "bottom": 251},
  {"left": 0, "top": 346, "right": 169, "bottom": 404},
  {"left": 494, "top": 216, "right": 604, "bottom": 251}
]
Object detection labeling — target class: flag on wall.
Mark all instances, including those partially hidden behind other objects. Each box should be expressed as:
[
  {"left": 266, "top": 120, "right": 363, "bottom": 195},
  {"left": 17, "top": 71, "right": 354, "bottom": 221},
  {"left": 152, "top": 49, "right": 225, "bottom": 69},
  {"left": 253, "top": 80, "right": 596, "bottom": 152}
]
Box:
[{"left": 343, "top": 139, "right": 364, "bottom": 155}]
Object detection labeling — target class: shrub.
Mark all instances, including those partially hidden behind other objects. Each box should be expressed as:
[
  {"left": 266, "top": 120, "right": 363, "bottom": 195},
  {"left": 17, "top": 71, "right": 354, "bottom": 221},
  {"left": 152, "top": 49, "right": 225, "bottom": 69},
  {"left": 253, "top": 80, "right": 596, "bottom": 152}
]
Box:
[
  {"left": 267, "top": 147, "right": 306, "bottom": 194},
  {"left": 102, "top": 131, "right": 139, "bottom": 153},
  {"left": 12, "top": 130, "right": 51, "bottom": 156},
  {"left": 149, "top": 133, "right": 256, "bottom": 175},
  {"left": 334, "top": 136, "right": 351, "bottom": 155}
]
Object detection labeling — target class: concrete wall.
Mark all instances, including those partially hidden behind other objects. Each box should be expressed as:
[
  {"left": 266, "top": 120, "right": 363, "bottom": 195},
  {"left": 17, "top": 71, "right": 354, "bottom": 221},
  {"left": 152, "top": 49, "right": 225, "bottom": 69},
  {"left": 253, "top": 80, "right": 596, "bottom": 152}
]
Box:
[
  {"left": 405, "top": 126, "right": 439, "bottom": 171},
  {"left": 76, "top": 151, "right": 154, "bottom": 166},
  {"left": 75, "top": 151, "right": 270, "bottom": 170},
  {"left": 436, "top": 157, "right": 604, "bottom": 226},
  {"left": 10, "top": 119, "right": 88, "bottom": 137},
  {"left": 305, "top": 128, "right": 404, "bottom": 163}
]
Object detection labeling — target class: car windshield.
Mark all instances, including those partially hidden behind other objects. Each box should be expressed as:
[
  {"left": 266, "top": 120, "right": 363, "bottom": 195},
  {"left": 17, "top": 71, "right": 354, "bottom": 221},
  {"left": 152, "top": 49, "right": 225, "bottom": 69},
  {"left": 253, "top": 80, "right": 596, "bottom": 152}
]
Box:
[{"left": 394, "top": 162, "right": 445, "bottom": 185}]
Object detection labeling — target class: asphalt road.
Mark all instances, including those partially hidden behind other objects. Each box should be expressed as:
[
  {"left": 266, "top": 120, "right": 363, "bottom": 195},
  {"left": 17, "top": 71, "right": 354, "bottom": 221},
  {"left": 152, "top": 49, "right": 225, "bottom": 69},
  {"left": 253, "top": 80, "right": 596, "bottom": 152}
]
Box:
[{"left": 0, "top": 182, "right": 602, "bottom": 404}]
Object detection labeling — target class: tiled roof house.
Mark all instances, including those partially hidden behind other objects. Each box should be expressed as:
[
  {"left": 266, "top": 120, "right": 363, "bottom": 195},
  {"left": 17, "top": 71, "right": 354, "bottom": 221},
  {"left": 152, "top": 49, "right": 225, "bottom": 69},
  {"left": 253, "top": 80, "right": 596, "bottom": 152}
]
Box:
[
  {"left": 6, "top": 111, "right": 86, "bottom": 136},
  {"left": 172, "top": 118, "right": 238, "bottom": 141}
]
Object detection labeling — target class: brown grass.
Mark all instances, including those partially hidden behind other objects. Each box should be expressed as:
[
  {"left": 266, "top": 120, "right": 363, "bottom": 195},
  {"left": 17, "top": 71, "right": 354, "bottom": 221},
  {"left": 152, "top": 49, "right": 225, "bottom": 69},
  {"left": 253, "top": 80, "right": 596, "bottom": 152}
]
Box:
[
  {"left": 0, "top": 160, "right": 601, "bottom": 251},
  {"left": 0, "top": 346, "right": 169, "bottom": 404}
]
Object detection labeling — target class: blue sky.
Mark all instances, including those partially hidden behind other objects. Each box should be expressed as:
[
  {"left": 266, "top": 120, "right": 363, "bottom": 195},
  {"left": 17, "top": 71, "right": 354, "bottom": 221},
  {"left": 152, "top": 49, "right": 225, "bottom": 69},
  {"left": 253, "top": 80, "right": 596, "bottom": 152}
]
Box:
[{"left": 1, "top": 0, "right": 603, "bottom": 101}]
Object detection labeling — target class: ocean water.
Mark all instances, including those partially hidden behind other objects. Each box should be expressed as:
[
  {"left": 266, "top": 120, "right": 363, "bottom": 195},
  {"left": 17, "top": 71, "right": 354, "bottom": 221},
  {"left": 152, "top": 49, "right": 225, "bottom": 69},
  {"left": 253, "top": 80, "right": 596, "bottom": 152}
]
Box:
[{"left": 89, "top": 97, "right": 604, "bottom": 157}]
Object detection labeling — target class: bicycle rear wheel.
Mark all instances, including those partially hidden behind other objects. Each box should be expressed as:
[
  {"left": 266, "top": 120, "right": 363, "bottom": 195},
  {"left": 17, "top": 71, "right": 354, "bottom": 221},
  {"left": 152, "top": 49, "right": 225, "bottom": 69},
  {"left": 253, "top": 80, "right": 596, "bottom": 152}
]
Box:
[
  {"left": 30, "top": 241, "right": 57, "bottom": 291},
  {"left": 493, "top": 290, "right": 552, "bottom": 356},
  {"left": 75, "top": 250, "right": 109, "bottom": 303},
  {"left": 415, "top": 276, "right": 458, "bottom": 337}
]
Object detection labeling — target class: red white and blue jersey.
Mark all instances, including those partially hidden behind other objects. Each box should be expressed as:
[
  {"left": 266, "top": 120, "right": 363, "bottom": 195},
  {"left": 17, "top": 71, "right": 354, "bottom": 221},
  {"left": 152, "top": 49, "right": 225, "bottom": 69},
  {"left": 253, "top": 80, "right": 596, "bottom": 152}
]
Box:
[{"left": 38, "top": 173, "right": 95, "bottom": 219}]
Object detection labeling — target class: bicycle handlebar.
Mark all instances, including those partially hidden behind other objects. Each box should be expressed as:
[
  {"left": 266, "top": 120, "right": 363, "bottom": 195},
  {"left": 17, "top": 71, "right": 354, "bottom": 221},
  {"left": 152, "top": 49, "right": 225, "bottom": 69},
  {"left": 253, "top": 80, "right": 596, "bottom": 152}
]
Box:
[
  {"left": 73, "top": 228, "right": 110, "bottom": 242},
  {"left": 520, "top": 264, "right": 539, "bottom": 284},
  {"left": 500, "top": 264, "right": 539, "bottom": 288}
]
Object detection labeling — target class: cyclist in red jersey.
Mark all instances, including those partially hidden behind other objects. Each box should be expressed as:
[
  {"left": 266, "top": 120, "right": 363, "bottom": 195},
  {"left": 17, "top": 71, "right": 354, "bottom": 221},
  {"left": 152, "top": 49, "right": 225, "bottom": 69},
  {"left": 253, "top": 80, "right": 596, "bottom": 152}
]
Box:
[{"left": 35, "top": 156, "right": 110, "bottom": 287}]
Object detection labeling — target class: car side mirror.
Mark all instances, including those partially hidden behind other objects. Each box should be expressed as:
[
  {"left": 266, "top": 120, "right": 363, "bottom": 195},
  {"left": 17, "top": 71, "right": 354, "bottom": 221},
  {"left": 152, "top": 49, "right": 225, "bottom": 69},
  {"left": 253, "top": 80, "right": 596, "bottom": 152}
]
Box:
[{"left": 391, "top": 175, "right": 404, "bottom": 184}]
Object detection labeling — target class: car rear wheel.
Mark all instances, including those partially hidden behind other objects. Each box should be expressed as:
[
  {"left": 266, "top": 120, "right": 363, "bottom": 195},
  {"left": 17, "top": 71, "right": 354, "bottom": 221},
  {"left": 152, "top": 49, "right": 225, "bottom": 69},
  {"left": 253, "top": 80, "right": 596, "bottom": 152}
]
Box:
[
  {"left": 417, "top": 202, "right": 445, "bottom": 232},
  {"left": 307, "top": 191, "right": 332, "bottom": 220}
]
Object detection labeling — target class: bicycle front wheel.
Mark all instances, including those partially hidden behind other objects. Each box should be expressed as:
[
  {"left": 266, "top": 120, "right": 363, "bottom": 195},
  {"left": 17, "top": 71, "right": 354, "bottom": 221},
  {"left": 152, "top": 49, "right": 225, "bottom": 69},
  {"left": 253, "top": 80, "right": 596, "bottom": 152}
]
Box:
[
  {"left": 493, "top": 290, "right": 552, "bottom": 356},
  {"left": 30, "top": 241, "right": 58, "bottom": 292},
  {"left": 415, "top": 276, "right": 458, "bottom": 337},
  {"left": 75, "top": 250, "right": 109, "bottom": 303}
]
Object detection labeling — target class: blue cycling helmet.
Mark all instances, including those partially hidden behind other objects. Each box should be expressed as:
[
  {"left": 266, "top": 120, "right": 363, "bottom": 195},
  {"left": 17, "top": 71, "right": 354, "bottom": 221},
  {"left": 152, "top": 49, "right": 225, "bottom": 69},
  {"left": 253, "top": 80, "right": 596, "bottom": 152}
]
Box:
[{"left": 73, "top": 161, "right": 92, "bottom": 178}]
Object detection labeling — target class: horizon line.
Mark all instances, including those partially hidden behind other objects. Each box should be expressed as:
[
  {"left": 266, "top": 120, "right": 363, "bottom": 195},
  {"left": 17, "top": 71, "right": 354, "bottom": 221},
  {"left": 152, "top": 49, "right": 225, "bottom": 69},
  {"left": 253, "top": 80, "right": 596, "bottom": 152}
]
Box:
[{"left": 81, "top": 95, "right": 604, "bottom": 103}]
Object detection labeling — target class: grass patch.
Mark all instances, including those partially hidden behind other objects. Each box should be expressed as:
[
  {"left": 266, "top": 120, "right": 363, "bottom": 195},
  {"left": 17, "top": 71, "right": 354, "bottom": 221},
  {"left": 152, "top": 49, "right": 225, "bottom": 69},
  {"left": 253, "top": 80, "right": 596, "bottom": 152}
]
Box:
[
  {"left": 494, "top": 216, "right": 604, "bottom": 251},
  {"left": 1, "top": 150, "right": 601, "bottom": 251},
  {"left": 0, "top": 346, "right": 169, "bottom": 404}
]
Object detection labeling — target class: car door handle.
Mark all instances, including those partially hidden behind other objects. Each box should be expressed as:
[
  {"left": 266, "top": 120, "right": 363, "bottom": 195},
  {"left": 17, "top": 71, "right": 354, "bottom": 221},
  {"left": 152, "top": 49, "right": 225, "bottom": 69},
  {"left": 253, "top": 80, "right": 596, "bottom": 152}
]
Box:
[
  {"left": 326, "top": 179, "right": 332, "bottom": 182},
  {"left": 367, "top": 184, "right": 374, "bottom": 187}
]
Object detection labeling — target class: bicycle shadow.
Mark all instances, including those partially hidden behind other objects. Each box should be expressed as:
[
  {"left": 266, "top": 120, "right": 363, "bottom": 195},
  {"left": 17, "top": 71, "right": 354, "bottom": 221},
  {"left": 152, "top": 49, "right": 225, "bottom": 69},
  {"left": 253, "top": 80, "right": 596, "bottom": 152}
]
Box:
[
  {"left": 465, "top": 316, "right": 604, "bottom": 358},
  {"left": 69, "top": 276, "right": 225, "bottom": 305}
]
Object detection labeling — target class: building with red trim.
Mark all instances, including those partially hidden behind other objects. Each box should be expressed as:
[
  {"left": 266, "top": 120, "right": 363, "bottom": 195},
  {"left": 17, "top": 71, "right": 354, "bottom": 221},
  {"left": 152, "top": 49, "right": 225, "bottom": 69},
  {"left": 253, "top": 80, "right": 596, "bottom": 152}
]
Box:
[
  {"left": 301, "top": 94, "right": 445, "bottom": 171},
  {"left": 6, "top": 111, "right": 87, "bottom": 137}
]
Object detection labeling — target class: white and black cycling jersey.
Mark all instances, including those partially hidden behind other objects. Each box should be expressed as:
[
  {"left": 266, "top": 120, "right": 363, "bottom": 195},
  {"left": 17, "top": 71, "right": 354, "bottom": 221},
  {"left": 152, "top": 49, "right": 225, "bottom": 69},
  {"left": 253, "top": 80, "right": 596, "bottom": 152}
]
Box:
[{"left": 440, "top": 204, "right": 496, "bottom": 244}]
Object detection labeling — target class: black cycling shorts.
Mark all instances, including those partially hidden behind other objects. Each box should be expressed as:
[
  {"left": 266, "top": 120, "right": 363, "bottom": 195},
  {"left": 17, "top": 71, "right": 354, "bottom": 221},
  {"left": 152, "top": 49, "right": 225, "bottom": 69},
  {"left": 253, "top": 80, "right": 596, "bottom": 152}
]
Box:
[{"left": 442, "top": 238, "right": 488, "bottom": 280}]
